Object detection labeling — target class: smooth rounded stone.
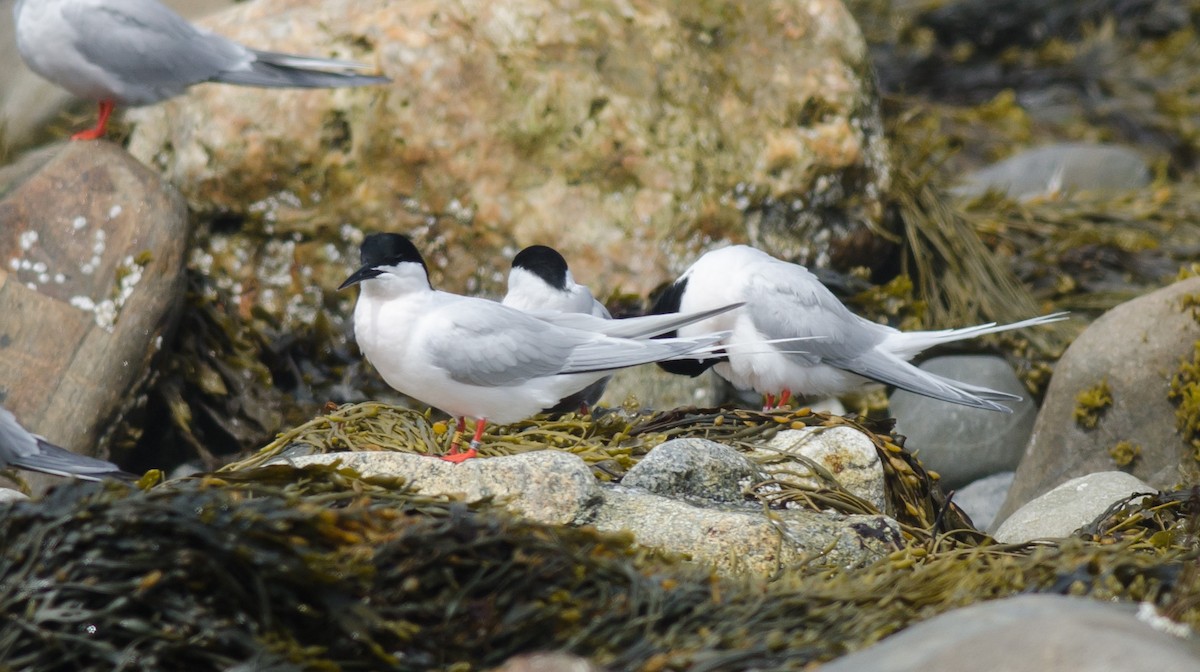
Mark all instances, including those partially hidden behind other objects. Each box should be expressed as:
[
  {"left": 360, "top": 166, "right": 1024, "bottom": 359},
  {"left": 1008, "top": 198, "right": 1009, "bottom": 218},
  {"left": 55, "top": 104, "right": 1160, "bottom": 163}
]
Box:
[
  {"left": 820, "top": 594, "right": 1200, "bottom": 672},
  {"left": 621, "top": 438, "right": 768, "bottom": 504},
  {"left": 950, "top": 143, "right": 1151, "bottom": 200},
  {"left": 490, "top": 652, "right": 603, "bottom": 672},
  {"left": 952, "top": 471, "right": 1014, "bottom": 533},
  {"left": 0, "top": 141, "right": 189, "bottom": 493},
  {"left": 999, "top": 278, "right": 1200, "bottom": 521},
  {"left": 890, "top": 356, "right": 1036, "bottom": 490},
  {"left": 271, "top": 450, "right": 602, "bottom": 526},
  {"left": 126, "top": 0, "right": 889, "bottom": 302},
  {"left": 749, "top": 426, "right": 885, "bottom": 511},
  {"left": 0, "top": 488, "right": 29, "bottom": 504},
  {"left": 993, "top": 472, "right": 1154, "bottom": 544},
  {"left": 592, "top": 485, "right": 899, "bottom": 576}
]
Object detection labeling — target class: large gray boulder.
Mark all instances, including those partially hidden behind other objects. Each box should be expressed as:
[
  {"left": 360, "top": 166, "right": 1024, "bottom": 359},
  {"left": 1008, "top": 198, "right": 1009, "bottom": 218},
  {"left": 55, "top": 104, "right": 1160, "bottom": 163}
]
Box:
[
  {"left": 820, "top": 594, "right": 1200, "bottom": 672},
  {"left": 999, "top": 278, "right": 1200, "bottom": 521}
]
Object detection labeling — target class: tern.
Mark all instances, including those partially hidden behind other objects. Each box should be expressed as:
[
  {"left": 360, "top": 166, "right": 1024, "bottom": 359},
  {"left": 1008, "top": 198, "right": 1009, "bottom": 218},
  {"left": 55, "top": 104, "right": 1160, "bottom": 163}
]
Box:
[
  {"left": 340, "top": 233, "right": 734, "bottom": 462},
  {"left": 502, "top": 245, "right": 612, "bottom": 414},
  {"left": 1, "top": 405, "right": 135, "bottom": 481},
  {"left": 651, "top": 245, "right": 1068, "bottom": 413},
  {"left": 13, "top": 0, "right": 390, "bottom": 140}
]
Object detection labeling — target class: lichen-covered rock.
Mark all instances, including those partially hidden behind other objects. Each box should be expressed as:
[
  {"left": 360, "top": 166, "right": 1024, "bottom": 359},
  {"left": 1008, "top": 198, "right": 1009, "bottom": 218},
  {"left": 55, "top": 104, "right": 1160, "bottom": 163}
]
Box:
[
  {"left": 750, "top": 425, "right": 886, "bottom": 510},
  {"left": 890, "top": 355, "right": 1036, "bottom": 490},
  {"left": 272, "top": 450, "right": 602, "bottom": 526},
  {"left": 994, "top": 472, "right": 1154, "bottom": 544},
  {"left": 126, "top": 0, "right": 890, "bottom": 302},
  {"left": 999, "top": 278, "right": 1200, "bottom": 521},
  {"left": 592, "top": 485, "right": 899, "bottom": 575},
  {"left": 621, "top": 438, "right": 768, "bottom": 504},
  {"left": 0, "top": 141, "right": 188, "bottom": 490},
  {"left": 819, "top": 594, "right": 1200, "bottom": 672}
]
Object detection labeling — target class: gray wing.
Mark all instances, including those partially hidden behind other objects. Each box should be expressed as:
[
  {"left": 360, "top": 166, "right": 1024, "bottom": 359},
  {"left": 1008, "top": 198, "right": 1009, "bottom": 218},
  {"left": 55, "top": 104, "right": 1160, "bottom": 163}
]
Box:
[
  {"left": 0, "top": 406, "right": 41, "bottom": 464},
  {"left": 64, "top": 0, "right": 250, "bottom": 99},
  {"left": 424, "top": 302, "right": 584, "bottom": 387},
  {"left": 843, "top": 349, "right": 1018, "bottom": 412},
  {"left": 63, "top": 0, "right": 387, "bottom": 101},
  {"left": 0, "top": 406, "right": 133, "bottom": 480},
  {"left": 533, "top": 302, "right": 743, "bottom": 339},
  {"left": 745, "top": 264, "right": 888, "bottom": 363}
]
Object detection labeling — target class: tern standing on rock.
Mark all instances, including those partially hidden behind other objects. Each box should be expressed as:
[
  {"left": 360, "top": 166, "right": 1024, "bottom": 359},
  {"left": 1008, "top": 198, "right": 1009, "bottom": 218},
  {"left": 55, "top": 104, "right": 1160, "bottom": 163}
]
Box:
[
  {"left": 503, "top": 245, "right": 613, "bottom": 414},
  {"left": 0, "top": 405, "right": 134, "bottom": 481},
  {"left": 652, "top": 245, "right": 1068, "bottom": 412},
  {"left": 340, "top": 233, "right": 734, "bottom": 463},
  {"left": 13, "top": 0, "right": 390, "bottom": 140}
]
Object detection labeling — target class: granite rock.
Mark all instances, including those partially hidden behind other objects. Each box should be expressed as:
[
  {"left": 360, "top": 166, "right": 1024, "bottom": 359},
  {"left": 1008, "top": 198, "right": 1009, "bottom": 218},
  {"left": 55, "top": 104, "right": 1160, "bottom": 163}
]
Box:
[
  {"left": 621, "top": 438, "right": 768, "bottom": 504},
  {"left": 999, "top": 278, "right": 1200, "bottom": 521},
  {"left": 273, "top": 450, "right": 602, "bottom": 526}
]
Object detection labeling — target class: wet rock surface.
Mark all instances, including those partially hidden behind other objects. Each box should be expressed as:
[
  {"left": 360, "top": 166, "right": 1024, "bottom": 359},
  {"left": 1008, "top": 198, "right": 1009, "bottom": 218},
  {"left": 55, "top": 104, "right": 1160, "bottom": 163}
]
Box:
[
  {"left": 994, "top": 471, "right": 1154, "bottom": 544},
  {"left": 820, "top": 594, "right": 1200, "bottom": 672},
  {"left": 999, "top": 278, "right": 1200, "bottom": 522},
  {"left": 0, "top": 141, "right": 188, "bottom": 491},
  {"left": 890, "top": 355, "right": 1036, "bottom": 490}
]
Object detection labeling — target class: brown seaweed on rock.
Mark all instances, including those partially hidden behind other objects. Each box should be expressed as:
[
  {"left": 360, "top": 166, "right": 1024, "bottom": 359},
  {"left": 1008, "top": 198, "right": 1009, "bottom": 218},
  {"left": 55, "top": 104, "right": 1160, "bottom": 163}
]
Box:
[{"left": 1, "top": 466, "right": 1200, "bottom": 671}]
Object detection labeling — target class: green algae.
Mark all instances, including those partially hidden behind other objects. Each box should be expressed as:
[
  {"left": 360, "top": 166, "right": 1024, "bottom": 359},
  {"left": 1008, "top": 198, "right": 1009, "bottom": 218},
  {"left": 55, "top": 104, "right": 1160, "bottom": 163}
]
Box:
[
  {"left": 1109, "top": 440, "right": 1142, "bottom": 468},
  {"left": 1073, "top": 379, "right": 1113, "bottom": 430}
]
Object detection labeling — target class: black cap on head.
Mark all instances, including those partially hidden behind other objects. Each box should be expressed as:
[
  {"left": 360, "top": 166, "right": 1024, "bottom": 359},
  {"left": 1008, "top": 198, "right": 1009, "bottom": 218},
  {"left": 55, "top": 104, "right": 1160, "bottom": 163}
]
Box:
[
  {"left": 360, "top": 232, "right": 425, "bottom": 268},
  {"left": 512, "top": 245, "right": 569, "bottom": 291},
  {"left": 339, "top": 233, "right": 428, "bottom": 290}
]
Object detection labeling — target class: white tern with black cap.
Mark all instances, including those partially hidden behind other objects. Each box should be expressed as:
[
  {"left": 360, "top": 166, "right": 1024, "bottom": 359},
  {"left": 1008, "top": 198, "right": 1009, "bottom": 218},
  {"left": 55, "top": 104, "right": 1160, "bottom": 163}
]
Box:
[
  {"left": 502, "top": 244, "right": 612, "bottom": 414},
  {"left": 340, "top": 233, "right": 738, "bottom": 462},
  {"left": 651, "top": 245, "right": 1068, "bottom": 412}
]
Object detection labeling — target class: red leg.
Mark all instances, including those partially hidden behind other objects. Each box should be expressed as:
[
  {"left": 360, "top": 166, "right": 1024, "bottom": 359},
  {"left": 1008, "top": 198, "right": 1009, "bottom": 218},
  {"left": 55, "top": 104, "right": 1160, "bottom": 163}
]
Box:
[
  {"left": 763, "top": 393, "right": 776, "bottom": 412},
  {"left": 779, "top": 389, "right": 793, "bottom": 407},
  {"left": 442, "top": 418, "right": 482, "bottom": 463},
  {"left": 578, "top": 403, "right": 591, "bottom": 416},
  {"left": 71, "top": 100, "right": 115, "bottom": 141}
]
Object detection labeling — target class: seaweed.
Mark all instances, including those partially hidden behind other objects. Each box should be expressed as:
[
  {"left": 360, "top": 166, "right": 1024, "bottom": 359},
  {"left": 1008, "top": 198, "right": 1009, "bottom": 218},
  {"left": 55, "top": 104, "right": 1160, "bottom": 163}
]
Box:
[
  {"left": 1073, "top": 379, "right": 1114, "bottom": 429},
  {"left": 2, "top": 465, "right": 1200, "bottom": 671}
]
